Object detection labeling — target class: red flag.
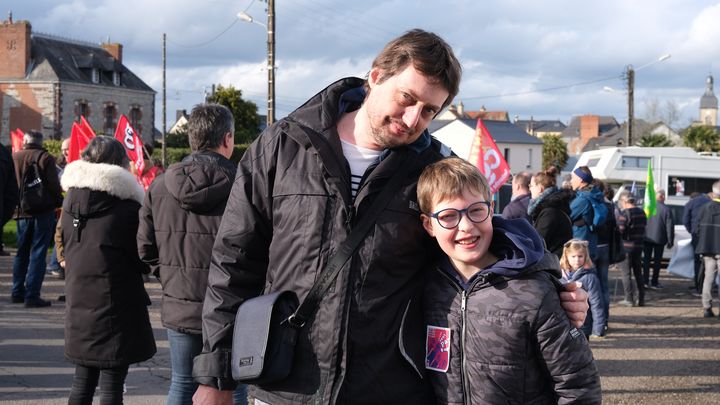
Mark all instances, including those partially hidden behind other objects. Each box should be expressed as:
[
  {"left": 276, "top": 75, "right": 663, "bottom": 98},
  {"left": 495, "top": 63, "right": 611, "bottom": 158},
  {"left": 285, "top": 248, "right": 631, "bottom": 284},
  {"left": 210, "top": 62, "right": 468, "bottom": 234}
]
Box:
[
  {"left": 79, "top": 115, "right": 96, "bottom": 138},
  {"left": 140, "top": 165, "right": 160, "bottom": 191},
  {"left": 68, "top": 121, "right": 94, "bottom": 163},
  {"left": 114, "top": 114, "right": 145, "bottom": 176},
  {"left": 468, "top": 119, "right": 511, "bottom": 194},
  {"left": 11, "top": 129, "right": 24, "bottom": 153}
]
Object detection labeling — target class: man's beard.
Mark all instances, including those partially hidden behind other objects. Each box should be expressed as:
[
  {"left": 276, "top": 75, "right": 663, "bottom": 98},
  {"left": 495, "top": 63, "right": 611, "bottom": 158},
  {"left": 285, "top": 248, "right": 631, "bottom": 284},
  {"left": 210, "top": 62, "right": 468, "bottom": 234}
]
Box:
[{"left": 369, "top": 115, "right": 418, "bottom": 150}]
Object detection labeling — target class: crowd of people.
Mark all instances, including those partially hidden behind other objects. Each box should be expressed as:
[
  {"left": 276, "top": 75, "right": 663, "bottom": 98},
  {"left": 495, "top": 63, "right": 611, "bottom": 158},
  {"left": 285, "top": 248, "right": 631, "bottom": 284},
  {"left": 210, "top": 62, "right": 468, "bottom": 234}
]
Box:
[{"left": 0, "top": 28, "right": 717, "bottom": 405}]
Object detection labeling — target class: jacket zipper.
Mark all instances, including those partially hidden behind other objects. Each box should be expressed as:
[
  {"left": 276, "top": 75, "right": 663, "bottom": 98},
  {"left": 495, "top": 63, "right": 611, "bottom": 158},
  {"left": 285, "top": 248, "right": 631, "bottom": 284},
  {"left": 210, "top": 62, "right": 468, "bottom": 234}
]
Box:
[{"left": 460, "top": 290, "right": 470, "bottom": 405}]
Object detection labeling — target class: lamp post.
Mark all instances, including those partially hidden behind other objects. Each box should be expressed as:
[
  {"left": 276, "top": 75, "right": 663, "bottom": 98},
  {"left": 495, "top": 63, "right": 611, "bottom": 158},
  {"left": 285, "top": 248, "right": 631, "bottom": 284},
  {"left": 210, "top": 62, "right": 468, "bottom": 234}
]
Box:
[
  {"left": 624, "top": 54, "right": 671, "bottom": 147},
  {"left": 238, "top": 0, "right": 275, "bottom": 126}
]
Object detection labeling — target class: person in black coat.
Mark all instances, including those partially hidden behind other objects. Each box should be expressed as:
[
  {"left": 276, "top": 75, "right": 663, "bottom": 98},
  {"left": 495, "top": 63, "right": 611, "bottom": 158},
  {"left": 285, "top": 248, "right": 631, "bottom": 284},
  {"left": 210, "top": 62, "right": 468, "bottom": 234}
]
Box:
[
  {"left": 527, "top": 167, "right": 574, "bottom": 258},
  {"left": 60, "top": 137, "right": 156, "bottom": 404}
]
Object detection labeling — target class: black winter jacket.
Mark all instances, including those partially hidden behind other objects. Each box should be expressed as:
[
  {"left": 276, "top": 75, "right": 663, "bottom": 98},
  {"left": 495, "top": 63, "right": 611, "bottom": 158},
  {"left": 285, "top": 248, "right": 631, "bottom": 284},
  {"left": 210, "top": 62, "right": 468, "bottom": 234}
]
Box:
[
  {"left": 60, "top": 160, "right": 156, "bottom": 368},
  {"left": 194, "top": 77, "right": 448, "bottom": 404},
  {"left": 527, "top": 187, "right": 574, "bottom": 258},
  {"left": 0, "top": 144, "right": 18, "bottom": 225},
  {"left": 138, "top": 151, "right": 237, "bottom": 334},
  {"left": 695, "top": 200, "right": 720, "bottom": 255},
  {"left": 13, "top": 144, "right": 63, "bottom": 218},
  {"left": 424, "top": 217, "right": 601, "bottom": 405}
]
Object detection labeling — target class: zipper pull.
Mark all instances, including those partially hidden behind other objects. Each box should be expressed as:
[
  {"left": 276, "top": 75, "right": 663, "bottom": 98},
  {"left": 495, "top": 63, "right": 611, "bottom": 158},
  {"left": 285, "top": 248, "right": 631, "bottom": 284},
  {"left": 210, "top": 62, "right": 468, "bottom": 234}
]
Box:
[{"left": 461, "top": 291, "right": 467, "bottom": 312}]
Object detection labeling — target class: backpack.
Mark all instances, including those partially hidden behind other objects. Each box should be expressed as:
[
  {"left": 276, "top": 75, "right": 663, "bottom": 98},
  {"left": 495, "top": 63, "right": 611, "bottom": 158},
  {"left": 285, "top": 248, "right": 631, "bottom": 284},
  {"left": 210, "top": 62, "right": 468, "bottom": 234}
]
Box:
[
  {"left": 587, "top": 196, "right": 609, "bottom": 232},
  {"left": 19, "top": 151, "right": 47, "bottom": 215}
]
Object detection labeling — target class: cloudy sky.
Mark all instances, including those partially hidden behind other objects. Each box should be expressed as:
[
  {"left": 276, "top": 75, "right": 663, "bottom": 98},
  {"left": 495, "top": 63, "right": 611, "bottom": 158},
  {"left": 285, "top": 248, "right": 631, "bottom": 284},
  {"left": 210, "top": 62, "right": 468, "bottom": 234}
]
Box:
[{"left": 8, "top": 0, "right": 720, "bottom": 130}]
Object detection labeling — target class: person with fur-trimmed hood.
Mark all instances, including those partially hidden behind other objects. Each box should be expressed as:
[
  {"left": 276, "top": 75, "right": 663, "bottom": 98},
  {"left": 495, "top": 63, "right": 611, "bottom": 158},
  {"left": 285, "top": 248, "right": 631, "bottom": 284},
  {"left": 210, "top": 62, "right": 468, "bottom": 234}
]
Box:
[{"left": 60, "top": 136, "right": 156, "bottom": 404}]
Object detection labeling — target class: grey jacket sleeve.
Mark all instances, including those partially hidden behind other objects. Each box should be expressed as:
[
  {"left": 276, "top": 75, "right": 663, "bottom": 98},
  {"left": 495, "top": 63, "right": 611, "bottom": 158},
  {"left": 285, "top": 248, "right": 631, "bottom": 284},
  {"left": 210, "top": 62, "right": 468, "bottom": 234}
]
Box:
[
  {"left": 535, "top": 288, "right": 602, "bottom": 404},
  {"left": 137, "top": 182, "right": 160, "bottom": 277},
  {"left": 192, "top": 136, "right": 275, "bottom": 390}
]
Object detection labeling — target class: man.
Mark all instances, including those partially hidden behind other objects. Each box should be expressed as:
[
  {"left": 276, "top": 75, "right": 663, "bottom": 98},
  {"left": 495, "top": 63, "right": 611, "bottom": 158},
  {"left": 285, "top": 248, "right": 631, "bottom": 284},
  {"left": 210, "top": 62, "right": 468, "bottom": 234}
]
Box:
[
  {"left": 0, "top": 143, "right": 19, "bottom": 256},
  {"left": 683, "top": 191, "right": 711, "bottom": 294},
  {"left": 616, "top": 192, "right": 647, "bottom": 307},
  {"left": 643, "top": 189, "right": 674, "bottom": 289},
  {"left": 137, "top": 104, "right": 247, "bottom": 404},
  {"left": 11, "top": 130, "right": 63, "bottom": 307},
  {"left": 193, "top": 29, "right": 589, "bottom": 405},
  {"left": 695, "top": 180, "right": 720, "bottom": 318},
  {"left": 47, "top": 137, "right": 70, "bottom": 279},
  {"left": 501, "top": 171, "right": 531, "bottom": 221}
]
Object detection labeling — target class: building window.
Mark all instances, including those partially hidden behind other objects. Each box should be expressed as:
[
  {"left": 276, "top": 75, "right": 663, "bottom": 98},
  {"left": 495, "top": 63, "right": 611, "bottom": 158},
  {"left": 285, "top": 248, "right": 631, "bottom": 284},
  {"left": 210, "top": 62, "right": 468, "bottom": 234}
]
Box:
[
  {"left": 75, "top": 100, "right": 90, "bottom": 122},
  {"left": 92, "top": 68, "right": 100, "bottom": 84},
  {"left": 129, "top": 106, "right": 142, "bottom": 134},
  {"left": 113, "top": 71, "right": 121, "bottom": 86},
  {"left": 620, "top": 156, "right": 651, "bottom": 169},
  {"left": 104, "top": 103, "right": 117, "bottom": 135}
]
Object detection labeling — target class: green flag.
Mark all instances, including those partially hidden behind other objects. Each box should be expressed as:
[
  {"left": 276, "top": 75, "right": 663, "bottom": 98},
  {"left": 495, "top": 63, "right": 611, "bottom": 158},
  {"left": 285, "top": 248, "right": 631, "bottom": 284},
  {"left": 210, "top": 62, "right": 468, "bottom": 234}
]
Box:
[{"left": 644, "top": 160, "right": 656, "bottom": 217}]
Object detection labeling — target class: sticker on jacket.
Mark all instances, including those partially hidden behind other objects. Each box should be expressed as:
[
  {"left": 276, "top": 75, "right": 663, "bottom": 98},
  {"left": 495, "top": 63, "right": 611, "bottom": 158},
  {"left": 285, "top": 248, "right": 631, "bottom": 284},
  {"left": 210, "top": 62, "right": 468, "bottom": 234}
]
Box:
[{"left": 425, "top": 325, "right": 451, "bottom": 372}]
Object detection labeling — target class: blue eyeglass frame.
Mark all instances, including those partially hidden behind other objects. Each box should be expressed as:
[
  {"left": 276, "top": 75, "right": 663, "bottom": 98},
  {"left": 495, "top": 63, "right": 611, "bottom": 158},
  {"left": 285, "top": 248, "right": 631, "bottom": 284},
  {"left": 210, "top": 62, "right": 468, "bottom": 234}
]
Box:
[{"left": 428, "top": 201, "right": 492, "bottom": 229}]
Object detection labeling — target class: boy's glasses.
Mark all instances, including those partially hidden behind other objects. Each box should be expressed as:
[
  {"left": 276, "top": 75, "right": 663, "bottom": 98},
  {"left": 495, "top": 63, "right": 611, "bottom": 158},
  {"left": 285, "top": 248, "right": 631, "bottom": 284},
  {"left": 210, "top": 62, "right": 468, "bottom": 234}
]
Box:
[{"left": 428, "top": 201, "right": 492, "bottom": 229}]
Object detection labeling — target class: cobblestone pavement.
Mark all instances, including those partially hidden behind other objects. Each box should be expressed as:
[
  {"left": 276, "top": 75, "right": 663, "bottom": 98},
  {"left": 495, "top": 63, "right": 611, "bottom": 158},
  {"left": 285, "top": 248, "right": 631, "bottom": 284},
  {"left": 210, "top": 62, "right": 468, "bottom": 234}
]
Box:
[{"left": 1, "top": 254, "right": 719, "bottom": 404}]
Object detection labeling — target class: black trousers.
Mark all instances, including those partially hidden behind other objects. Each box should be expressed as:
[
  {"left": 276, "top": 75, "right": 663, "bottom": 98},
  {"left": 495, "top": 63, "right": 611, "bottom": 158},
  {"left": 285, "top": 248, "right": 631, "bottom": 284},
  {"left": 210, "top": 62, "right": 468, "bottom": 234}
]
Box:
[
  {"left": 643, "top": 242, "right": 664, "bottom": 285},
  {"left": 68, "top": 364, "right": 129, "bottom": 405}
]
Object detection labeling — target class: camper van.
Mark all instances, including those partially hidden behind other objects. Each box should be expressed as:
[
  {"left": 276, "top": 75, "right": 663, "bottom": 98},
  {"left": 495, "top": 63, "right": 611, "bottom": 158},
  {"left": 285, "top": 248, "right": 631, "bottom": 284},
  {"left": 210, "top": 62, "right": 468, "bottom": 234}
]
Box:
[{"left": 574, "top": 146, "right": 720, "bottom": 258}]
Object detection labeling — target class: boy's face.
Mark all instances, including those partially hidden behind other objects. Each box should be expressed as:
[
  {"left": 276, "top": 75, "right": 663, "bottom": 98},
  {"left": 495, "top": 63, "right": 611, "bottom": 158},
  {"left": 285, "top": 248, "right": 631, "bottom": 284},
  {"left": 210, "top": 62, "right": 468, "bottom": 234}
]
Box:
[{"left": 422, "top": 189, "right": 495, "bottom": 273}]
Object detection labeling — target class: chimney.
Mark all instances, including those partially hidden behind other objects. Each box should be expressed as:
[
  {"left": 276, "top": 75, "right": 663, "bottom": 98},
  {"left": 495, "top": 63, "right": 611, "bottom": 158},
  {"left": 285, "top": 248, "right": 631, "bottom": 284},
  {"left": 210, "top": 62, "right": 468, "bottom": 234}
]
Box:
[
  {"left": 101, "top": 42, "right": 123, "bottom": 63},
  {"left": 579, "top": 114, "right": 599, "bottom": 149},
  {"left": 0, "top": 18, "right": 31, "bottom": 79}
]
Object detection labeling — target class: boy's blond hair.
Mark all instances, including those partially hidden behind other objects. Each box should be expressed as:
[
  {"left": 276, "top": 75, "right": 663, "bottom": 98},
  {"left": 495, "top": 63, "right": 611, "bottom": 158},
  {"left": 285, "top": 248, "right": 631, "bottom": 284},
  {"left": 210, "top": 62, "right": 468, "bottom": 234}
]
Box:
[
  {"left": 559, "top": 239, "right": 594, "bottom": 270},
  {"left": 417, "top": 157, "right": 492, "bottom": 213}
]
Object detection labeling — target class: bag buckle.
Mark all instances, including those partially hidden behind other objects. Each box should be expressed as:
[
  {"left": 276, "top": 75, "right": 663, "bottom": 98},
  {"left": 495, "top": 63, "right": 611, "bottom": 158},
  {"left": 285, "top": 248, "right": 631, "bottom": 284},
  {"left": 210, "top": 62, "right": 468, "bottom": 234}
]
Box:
[{"left": 285, "top": 313, "right": 305, "bottom": 328}]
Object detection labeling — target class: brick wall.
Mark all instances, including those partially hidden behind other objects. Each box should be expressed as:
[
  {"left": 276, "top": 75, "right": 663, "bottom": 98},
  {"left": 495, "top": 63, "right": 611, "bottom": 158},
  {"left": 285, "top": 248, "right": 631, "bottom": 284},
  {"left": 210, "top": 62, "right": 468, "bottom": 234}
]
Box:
[{"left": 0, "top": 21, "right": 31, "bottom": 79}]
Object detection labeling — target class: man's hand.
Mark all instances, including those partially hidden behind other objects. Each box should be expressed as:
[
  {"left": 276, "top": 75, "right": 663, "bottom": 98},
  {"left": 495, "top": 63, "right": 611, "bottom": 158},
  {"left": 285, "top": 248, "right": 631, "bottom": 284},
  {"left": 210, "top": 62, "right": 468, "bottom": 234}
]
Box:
[
  {"left": 193, "top": 384, "right": 232, "bottom": 405},
  {"left": 560, "top": 281, "right": 589, "bottom": 328}
]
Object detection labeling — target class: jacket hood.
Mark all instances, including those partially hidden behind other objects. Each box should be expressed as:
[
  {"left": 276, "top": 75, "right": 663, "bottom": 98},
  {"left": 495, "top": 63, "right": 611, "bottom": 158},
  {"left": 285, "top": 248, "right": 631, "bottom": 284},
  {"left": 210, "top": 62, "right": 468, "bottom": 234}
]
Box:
[
  {"left": 577, "top": 185, "right": 605, "bottom": 203},
  {"left": 484, "top": 216, "right": 559, "bottom": 278},
  {"left": 164, "top": 151, "right": 236, "bottom": 213},
  {"left": 61, "top": 160, "right": 144, "bottom": 217},
  {"left": 528, "top": 187, "right": 574, "bottom": 218},
  {"left": 62, "top": 160, "right": 144, "bottom": 204}
]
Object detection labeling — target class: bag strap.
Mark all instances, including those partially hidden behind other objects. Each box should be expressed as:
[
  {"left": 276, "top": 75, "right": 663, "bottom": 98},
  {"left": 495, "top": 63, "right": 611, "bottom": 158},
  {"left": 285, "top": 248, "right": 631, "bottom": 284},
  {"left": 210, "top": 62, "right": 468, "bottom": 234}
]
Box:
[{"left": 287, "top": 156, "right": 415, "bottom": 328}]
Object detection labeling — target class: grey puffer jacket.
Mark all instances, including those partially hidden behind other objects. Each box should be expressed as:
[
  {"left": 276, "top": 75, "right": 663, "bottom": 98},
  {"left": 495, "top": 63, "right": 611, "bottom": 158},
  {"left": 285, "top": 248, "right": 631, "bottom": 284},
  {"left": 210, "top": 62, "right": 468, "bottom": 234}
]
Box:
[
  {"left": 424, "top": 216, "right": 601, "bottom": 405},
  {"left": 194, "top": 77, "right": 448, "bottom": 404},
  {"left": 137, "top": 151, "right": 237, "bottom": 334}
]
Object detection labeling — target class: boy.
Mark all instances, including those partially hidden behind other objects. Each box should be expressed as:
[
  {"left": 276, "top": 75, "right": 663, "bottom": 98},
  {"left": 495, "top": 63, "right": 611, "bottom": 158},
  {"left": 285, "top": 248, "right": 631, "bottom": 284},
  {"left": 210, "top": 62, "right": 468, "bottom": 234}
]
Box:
[{"left": 418, "top": 157, "right": 601, "bottom": 404}]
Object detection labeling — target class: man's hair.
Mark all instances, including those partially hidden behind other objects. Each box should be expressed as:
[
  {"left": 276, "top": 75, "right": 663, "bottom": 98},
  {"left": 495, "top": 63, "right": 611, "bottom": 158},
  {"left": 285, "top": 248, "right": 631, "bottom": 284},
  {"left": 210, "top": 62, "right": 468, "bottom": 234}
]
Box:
[
  {"left": 655, "top": 188, "right": 666, "bottom": 198},
  {"left": 187, "top": 103, "right": 234, "bottom": 152},
  {"left": 23, "top": 130, "right": 43, "bottom": 146},
  {"left": 618, "top": 190, "right": 635, "bottom": 204},
  {"left": 418, "top": 157, "right": 491, "bottom": 214},
  {"left": 81, "top": 136, "right": 129, "bottom": 168},
  {"left": 713, "top": 180, "right": 720, "bottom": 195},
  {"left": 366, "top": 29, "right": 462, "bottom": 111},
  {"left": 513, "top": 171, "right": 531, "bottom": 190}
]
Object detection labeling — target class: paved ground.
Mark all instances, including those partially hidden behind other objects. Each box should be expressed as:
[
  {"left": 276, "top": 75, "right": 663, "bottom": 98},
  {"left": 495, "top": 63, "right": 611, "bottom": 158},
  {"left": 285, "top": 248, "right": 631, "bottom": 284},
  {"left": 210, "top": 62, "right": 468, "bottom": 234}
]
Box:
[{"left": 1, "top": 253, "right": 719, "bottom": 404}]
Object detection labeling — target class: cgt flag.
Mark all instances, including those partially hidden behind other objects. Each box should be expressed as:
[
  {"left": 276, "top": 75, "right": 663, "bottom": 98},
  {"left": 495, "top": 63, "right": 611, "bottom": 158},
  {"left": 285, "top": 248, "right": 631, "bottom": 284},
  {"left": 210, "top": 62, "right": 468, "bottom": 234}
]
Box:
[
  {"left": 114, "top": 114, "right": 145, "bottom": 175},
  {"left": 11, "top": 128, "right": 24, "bottom": 153},
  {"left": 644, "top": 160, "right": 657, "bottom": 217},
  {"left": 468, "top": 118, "right": 511, "bottom": 194}
]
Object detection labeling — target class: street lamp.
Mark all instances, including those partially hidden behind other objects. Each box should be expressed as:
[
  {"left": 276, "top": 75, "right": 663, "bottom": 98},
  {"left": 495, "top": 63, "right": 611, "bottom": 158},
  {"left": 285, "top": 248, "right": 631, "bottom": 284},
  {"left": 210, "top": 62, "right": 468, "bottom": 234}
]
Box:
[
  {"left": 238, "top": 3, "right": 275, "bottom": 126},
  {"left": 624, "top": 54, "right": 671, "bottom": 146}
]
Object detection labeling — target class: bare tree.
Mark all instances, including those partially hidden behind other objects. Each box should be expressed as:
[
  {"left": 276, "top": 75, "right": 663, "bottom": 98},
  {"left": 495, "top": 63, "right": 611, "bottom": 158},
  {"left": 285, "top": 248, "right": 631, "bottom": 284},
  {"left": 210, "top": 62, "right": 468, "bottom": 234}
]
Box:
[{"left": 642, "top": 98, "right": 681, "bottom": 130}]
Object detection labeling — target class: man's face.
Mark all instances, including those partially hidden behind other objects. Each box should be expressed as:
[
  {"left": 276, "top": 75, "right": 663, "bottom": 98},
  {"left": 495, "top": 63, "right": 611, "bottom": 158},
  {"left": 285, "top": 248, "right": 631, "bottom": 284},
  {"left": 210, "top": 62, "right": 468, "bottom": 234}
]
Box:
[
  {"left": 61, "top": 140, "right": 70, "bottom": 157},
  {"left": 362, "top": 64, "right": 449, "bottom": 150},
  {"left": 570, "top": 172, "right": 583, "bottom": 190}
]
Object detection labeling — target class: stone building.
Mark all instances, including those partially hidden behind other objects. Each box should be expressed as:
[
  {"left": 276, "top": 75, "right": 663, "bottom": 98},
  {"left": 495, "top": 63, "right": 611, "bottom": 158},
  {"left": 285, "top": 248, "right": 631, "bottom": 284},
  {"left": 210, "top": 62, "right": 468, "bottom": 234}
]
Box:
[{"left": 0, "top": 15, "right": 155, "bottom": 144}]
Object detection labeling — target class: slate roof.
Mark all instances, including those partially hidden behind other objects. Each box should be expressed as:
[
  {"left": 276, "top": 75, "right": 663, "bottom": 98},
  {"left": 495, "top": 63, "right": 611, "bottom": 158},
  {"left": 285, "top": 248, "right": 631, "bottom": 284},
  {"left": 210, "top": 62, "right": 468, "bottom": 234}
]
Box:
[
  {"left": 561, "top": 115, "right": 620, "bottom": 138},
  {"left": 448, "top": 118, "right": 543, "bottom": 144},
  {"left": 27, "top": 34, "right": 154, "bottom": 93},
  {"left": 514, "top": 119, "right": 567, "bottom": 133}
]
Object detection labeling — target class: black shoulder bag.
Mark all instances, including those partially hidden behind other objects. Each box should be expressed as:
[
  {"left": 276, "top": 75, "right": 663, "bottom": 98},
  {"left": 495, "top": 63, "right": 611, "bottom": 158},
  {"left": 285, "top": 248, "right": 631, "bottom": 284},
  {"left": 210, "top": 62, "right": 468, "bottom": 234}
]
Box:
[{"left": 231, "top": 160, "right": 414, "bottom": 385}]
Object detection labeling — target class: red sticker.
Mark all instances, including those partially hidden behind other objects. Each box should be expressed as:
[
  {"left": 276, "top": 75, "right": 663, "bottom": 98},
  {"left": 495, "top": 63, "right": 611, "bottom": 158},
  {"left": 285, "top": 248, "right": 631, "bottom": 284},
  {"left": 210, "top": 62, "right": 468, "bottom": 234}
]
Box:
[{"left": 425, "top": 325, "right": 451, "bottom": 372}]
